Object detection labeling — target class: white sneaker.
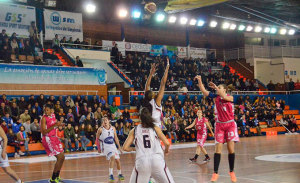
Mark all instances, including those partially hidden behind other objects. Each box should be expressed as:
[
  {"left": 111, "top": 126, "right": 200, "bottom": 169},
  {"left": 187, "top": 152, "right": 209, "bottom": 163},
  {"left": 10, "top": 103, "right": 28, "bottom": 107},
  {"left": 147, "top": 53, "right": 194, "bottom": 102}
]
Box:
[
  {"left": 14, "top": 153, "right": 19, "bottom": 158},
  {"left": 19, "top": 151, "right": 25, "bottom": 156}
]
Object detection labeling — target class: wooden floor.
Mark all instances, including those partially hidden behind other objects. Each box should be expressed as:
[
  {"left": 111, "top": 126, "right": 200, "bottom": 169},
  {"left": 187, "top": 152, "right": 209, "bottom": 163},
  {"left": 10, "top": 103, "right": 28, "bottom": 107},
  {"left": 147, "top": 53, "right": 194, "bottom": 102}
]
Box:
[{"left": 1, "top": 135, "right": 300, "bottom": 183}]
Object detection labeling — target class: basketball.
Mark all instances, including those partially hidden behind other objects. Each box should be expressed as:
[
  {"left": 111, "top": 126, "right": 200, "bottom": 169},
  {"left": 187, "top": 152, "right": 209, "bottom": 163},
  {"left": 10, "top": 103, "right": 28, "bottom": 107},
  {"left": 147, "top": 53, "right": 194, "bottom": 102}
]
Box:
[{"left": 144, "top": 2, "right": 157, "bottom": 14}]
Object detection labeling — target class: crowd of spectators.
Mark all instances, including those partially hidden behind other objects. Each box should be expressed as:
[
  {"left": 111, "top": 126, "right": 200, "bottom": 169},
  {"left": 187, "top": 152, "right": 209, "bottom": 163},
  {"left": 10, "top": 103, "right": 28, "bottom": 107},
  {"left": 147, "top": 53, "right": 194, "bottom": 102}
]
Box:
[
  {"left": 111, "top": 52, "right": 260, "bottom": 92},
  {"left": 0, "top": 22, "right": 42, "bottom": 63},
  {"left": 0, "top": 94, "right": 134, "bottom": 157}
]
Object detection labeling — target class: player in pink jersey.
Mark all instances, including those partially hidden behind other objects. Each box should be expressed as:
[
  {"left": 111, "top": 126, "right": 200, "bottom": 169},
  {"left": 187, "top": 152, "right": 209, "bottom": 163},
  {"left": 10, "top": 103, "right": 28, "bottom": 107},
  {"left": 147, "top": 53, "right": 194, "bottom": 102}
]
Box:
[
  {"left": 41, "top": 104, "right": 65, "bottom": 183},
  {"left": 185, "top": 110, "right": 214, "bottom": 163},
  {"left": 195, "top": 75, "right": 239, "bottom": 183}
]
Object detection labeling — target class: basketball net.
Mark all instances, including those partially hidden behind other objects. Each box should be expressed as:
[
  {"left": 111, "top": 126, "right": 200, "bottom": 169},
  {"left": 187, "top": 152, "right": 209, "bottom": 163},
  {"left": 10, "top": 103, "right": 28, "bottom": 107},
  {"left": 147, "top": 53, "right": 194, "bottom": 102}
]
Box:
[{"left": 164, "top": 0, "right": 229, "bottom": 13}]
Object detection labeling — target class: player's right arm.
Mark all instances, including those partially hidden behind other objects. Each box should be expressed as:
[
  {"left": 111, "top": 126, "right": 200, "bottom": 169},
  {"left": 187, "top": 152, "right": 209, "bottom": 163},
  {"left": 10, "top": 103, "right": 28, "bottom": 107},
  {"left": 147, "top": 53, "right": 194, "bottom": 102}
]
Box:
[
  {"left": 123, "top": 129, "right": 136, "bottom": 152},
  {"left": 185, "top": 119, "right": 196, "bottom": 130},
  {"left": 96, "top": 127, "right": 102, "bottom": 153},
  {"left": 0, "top": 126, "right": 8, "bottom": 159},
  {"left": 155, "top": 58, "right": 170, "bottom": 106},
  {"left": 145, "top": 63, "right": 157, "bottom": 92},
  {"left": 195, "top": 75, "right": 210, "bottom": 96},
  {"left": 41, "top": 117, "right": 61, "bottom": 136},
  {"left": 154, "top": 126, "right": 170, "bottom": 154}
]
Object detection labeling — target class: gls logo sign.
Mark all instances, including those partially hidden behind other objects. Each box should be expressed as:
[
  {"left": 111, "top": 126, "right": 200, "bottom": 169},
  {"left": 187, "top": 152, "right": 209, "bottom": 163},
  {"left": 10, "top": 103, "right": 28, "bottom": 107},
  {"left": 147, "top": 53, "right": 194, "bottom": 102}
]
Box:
[
  {"left": 50, "top": 12, "right": 75, "bottom": 25},
  {"left": 5, "top": 13, "right": 25, "bottom": 23}
]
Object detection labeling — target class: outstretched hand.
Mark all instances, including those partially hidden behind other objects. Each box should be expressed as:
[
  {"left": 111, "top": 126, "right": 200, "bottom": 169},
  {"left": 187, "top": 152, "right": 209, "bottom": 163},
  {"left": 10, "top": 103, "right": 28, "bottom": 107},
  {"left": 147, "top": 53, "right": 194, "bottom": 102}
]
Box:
[
  {"left": 194, "top": 75, "right": 202, "bottom": 84},
  {"left": 150, "top": 63, "right": 157, "bottom": 75},
  {"left": 166, "top": 57, "right": 170, "bottom": 66}
]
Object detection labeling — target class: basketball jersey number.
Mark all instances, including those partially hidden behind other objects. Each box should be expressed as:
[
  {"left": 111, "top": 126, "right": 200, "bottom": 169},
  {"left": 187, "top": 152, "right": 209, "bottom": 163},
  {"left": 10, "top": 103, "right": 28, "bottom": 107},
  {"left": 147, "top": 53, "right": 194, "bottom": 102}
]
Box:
[{"left": 143, "top": 135, "right": 151, "bottom": 148}]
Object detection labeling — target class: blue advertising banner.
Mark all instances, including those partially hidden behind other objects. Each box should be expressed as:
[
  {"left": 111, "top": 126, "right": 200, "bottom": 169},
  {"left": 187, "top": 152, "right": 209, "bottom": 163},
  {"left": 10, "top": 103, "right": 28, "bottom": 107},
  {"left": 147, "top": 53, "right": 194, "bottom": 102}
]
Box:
[
  {"left": 150, "top": 45, "right": 166, "bottom": 56},
  {"left": 0, "top": 64, "right": 106, "bottom": 85}
]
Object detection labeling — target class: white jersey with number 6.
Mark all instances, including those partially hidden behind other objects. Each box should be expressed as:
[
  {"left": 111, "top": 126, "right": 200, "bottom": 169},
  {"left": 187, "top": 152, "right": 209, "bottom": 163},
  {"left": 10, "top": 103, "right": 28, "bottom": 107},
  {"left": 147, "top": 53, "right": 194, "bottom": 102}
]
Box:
[
  {"left": 99, "top": 126, "right": 120, "bottom": 160},
  {"left": 129, "top": 125, "right": 175, "bottom": 183},
  {"left": 150, "top": 99, "right": 163, "bottom": 127}
]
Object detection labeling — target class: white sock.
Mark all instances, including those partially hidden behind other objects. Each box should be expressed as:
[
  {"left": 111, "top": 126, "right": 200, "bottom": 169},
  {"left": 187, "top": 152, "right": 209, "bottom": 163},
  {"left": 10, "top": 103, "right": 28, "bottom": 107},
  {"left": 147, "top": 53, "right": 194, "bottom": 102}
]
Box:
[
  {"left": 16, "top": 180, "right": 22, "bottom": 183},
  {"left": 109, "top": 168, "right": 113, "bottom": 175},
  {"left": 118, "top": 170, "right": 122, "bottom": 175}
]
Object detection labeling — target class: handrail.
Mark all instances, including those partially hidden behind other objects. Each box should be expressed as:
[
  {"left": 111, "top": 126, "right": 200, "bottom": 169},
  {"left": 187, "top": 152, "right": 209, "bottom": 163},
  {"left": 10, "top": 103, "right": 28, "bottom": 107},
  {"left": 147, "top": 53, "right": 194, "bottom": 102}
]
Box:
[
  {"left": 236, "top": 60, "right": 253, "bottom": 74},
  {"left": 0, "top": 90, "right": 98, "bottom": 95},
  {"left": 108, "top": 91, "right": 122, "bottom": 95},
  {"left": 61, "top": 43, "right": 110, "bottom": 51}
]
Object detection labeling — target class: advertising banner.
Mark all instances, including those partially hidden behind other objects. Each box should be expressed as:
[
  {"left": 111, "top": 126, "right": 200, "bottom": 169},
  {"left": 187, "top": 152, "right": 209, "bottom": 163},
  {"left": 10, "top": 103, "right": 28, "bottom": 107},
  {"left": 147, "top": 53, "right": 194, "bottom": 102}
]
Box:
[
  {"left": 0, "top": 64, "right": 106, "bottom": 85},
  {"left": 0, "top": 3, "right": 36, "bottom": 37},
  {"left": 177, "top": 46, "right": 187, "bottom": 58},
  {"left": 125, "top": 42, "right": 151, "bottom": 52},
  {"left": 44, "top": 9, "right": 83, "bottom": 41},
  {"left": 102, "top": 40, "right": 126, "bottom": 55},
  {"left": 190, "top": 47, "right": 206, "bottom": 59},
  {"left": 150, "top": 45, "right": 166, "bottom": 56}
]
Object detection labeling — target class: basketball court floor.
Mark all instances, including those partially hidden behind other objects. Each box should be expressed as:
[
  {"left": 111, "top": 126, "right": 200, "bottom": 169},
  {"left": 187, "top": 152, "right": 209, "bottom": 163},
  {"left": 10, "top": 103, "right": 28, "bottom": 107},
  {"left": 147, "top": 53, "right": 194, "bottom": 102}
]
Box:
[{"left": 1, "top": 135, "right": 300, "bottom": 183}]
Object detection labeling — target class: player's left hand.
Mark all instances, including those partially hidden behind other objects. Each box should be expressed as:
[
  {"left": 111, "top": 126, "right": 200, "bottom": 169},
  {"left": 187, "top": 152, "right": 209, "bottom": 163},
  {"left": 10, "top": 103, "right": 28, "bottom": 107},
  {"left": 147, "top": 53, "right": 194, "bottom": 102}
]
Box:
[
  {"left": 119, "top": 148, "right": 123, "bottom": 154},
  {"left": 1, "top": 151, "right": 6, "bottom": 159}
]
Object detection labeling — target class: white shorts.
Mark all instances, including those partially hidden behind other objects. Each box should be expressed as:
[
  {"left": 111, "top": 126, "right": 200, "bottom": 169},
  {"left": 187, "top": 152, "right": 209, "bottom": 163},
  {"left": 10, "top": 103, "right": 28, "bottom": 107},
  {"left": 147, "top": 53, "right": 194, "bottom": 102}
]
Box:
[
  {"left": 103, "top": 146, "right": 120, "bottom": 161},
  {"left": 0, "top": 149, "right": 9, "bottom": 168},
  {"left": 129, "top": 154, "right": 175, "bottom": 183}
]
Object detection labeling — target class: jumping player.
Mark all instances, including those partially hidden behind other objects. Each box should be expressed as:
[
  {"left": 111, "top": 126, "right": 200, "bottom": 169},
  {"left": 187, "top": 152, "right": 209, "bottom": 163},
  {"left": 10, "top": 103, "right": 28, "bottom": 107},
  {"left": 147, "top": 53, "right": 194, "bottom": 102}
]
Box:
[
  {"left": 96, "top": 116, "right": 124, "bottom": 182},
  {"left": 195, "top": 75, "right": 239, "bottom": 182},
  {"left": 41, "top": 104, "right": 65, "bottom": 183},
  {"left": 123, "top": 107, "right": 175, "bottom": 183},
  {"left": 142, "top": 57, "right": 170, "bottom": 127},
  {"left": 185, "top": 110, "right": 214, "bottom": 162},
  {"left": 0, "top": 126, "right": 24, "bottom": 183}
]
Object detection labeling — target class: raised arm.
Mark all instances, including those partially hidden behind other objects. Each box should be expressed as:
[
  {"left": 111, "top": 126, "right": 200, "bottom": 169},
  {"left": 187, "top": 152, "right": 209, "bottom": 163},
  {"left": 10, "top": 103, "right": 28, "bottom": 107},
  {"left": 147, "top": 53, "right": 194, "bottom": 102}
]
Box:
[
  {"left": 185, "top": 119, "right": 196, "bottom": 130},
  {"left": 145, "top": 63, "right": 157, "bottom": 92},
  {"left": 155, "top": 58, "right": 170, "bottom": 106},
  {"left": 123, "top": 129, "right": 136, "bottom": 152},
  {"left": 154, "top": 126, "right": 170, "bottom": 154},
  {"left": 0, "top": 126, "right": 8, "bottom": 159},
  {"left": 195, "top": 75, "right": 210, "bottom": 96},
  {"left": 113, "top": 126, "right": 122, "bottom": 152},
  {"left": 96, "top": 127, "right": 102, "bottom": 153}
]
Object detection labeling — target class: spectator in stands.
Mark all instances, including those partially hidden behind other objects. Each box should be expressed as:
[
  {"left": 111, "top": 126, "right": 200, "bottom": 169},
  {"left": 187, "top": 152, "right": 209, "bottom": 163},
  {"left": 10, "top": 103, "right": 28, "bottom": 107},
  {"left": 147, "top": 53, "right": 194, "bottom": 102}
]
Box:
[
  {"left": 0, "top": 94, "right": 9, "bottom": 105},
  {"left": 295, "top": 79, "right": 300, "bottom": 90},
  {"left": 20, "top": 109, "right": 31, "bottom": 123},
  {"left": 79, "top": 123, "right": 90, "bottom": 151},
  {"left": 28, "top": 21, "right": 38, "bottom": 38},
  {"left": 122, "top": 108, "right": 132, "bottom": 123},
  {"left": 10, "top": 38, "right": 19, "bottom": 56},
  {"left": 170, "top": 119, "right": 179, "bottom": 143},
  {"left": 75, "top": 56, "right": 83, "bottom": 67},
  {"left": 0, "top": 45, "right": 12, "bottom": 63},
  {"left": 65, "top": 96, "right": 75, "bottom": 107},
  {"left": 56, "top": 125, "right": 65, "bottom": 145},
  {"left": 43, "top": 50, "right": 62, "bottom": 66},
  {"left": 23, "top": 40, "right": 33, "bottom": 56},
  {"left": 7, "top": 128, "right": 24, "bottom": 158},
  {"left": 1, "top": 119, "right": 8, "bottom": 134},
  {"left": 94, "top": 107, "right": 103, "bottom": 121},
  {"left": 37, "top": 94, "right": 46, "bottom": 107},
  {"left": 32, "top": 102, "right": 42, "bottom": 116},
  {"left": 60, "top": 37, "right": 67, "bottom": 44},
  {"left": 267, "top": 80, "right": 275, "bottom": 91},
  {"left": 288, "top": 78, "right": 295, "bottom": 91},
  {"left": 30, "top": 118, "right": 41, "bottom": 142},
  {"left": 23, "top": 120, "right": 32, "bottom": 139},
  {"left": 237, "top": 115, "right": 251, "bottom": 137},
  {"left": 30, "top": 33, "right": 42, "bottom": 55},
  {"left": 9, "top": 32, "right": 18, "bottom": 43},
  {"left": 74, "top": 38, "right": 81, "bottom": 47},
  {"left": 250, "top": 114, "right": 261, "bottom": 136},
  {"left": 0, "top": 29, "right": 8, "bottom": 45},
  {"left": 17, "top": 126, "right": 30, "bottom": 156},
  {"left": 52, "top": 34, "right": 60, "bottom": 51},
  {"left": 110, "top": 102, "right": 118, "bottom": 114},
  {"left": 68, "top": 37, "right": 73, "bottom": 45},
  {"left": 85, "top": 124, "right": 96, "bottom": 149},
  {"left": 111, "top": 44, "right": 118, "bottom": 57},
  {"left": 124, "top": 122, "right": 131, "bottom": 138},
  {"left": 64, "top": 123, "right": 78, "bottom": 152},
  {"left": 99, "top": 96, "right": 106, "bottom": 106},
  {"left": 10, "top": 102, "right": 19, "bottom": 122},
  {"left": 131, "top": 96, "right": 140, "bottom": 110},
  {"left": 2, "top": 113, "right": 13, "bottom": 128}
]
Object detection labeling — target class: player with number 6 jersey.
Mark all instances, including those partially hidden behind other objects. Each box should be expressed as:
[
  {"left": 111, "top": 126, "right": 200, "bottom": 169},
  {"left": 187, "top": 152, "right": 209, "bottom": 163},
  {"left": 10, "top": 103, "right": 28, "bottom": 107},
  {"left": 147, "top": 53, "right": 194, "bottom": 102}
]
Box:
[
  {"left": 195, "top": 75, "right": 239, "bottom": 183},
  {"left": 123, "top": 107, "right": 175, "bottom": 183}
]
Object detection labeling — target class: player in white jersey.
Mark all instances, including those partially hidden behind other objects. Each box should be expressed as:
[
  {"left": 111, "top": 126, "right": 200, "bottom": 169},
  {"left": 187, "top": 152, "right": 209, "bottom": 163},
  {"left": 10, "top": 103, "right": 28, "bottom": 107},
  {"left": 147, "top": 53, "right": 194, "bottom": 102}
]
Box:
[
  {"left": 142, "top": 57, "right": 170, "bottom": 128},
  {"left": 0, "top": 126, "right": 24, "bottom": 183},
  {"left": 96, "top": 116, "right": 125, "bottom": 182},
  {"left": 123, "top": 107, "right": 175, "bottom": 183}
]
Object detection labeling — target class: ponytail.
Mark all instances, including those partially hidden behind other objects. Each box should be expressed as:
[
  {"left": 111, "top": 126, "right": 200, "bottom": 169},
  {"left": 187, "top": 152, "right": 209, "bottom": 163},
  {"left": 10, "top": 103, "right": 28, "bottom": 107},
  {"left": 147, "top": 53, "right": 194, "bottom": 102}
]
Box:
[
  {"left": 142, "top": 90, "right": 153, "bottom": 114},
  {"left": 140, "top": 107, "right": 155, "bottom": 129}
]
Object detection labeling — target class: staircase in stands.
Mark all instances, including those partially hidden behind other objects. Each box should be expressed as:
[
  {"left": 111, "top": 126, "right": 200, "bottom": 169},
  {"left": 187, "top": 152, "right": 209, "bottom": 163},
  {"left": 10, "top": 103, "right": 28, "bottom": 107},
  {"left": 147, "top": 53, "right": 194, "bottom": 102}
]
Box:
[{"left": 46, "top": 49, "right": 70, "bottom": 66}]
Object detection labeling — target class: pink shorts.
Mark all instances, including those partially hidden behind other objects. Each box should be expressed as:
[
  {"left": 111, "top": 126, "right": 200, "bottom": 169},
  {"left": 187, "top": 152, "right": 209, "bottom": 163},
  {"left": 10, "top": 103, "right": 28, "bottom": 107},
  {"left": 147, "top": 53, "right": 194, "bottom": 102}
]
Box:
[
  {"left": 197, "top": 131, "right": 207, "bottom": 147},
  {"left": 215, "top": 122, "right": 239, "bottom": 144},
  {"left": 42, "top": 136, "right": 64, "bottom": 156}
]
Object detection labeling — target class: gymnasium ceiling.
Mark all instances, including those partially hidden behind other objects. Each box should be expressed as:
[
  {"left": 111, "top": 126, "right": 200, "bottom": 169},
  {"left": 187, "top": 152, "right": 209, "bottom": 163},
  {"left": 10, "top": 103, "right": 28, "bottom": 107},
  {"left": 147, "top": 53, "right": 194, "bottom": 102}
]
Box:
[{"left": 28, "top": 0, "right": 300, "bottom": 25}]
